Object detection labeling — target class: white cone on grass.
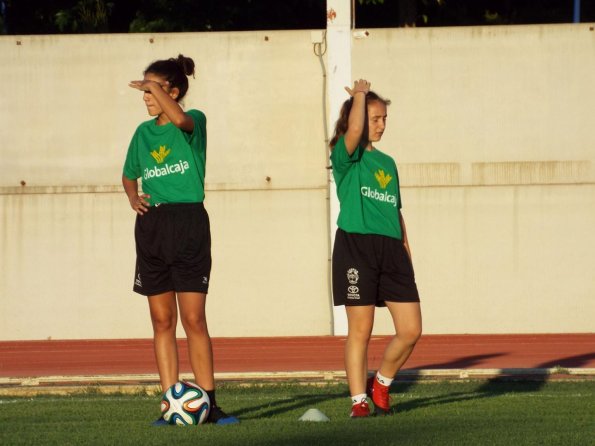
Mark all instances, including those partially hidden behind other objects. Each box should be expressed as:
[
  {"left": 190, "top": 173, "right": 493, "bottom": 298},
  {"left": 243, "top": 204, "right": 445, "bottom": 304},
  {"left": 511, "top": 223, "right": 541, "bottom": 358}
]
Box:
[{"left": 299, "top": 408, "right": 330, "bottom": 422}]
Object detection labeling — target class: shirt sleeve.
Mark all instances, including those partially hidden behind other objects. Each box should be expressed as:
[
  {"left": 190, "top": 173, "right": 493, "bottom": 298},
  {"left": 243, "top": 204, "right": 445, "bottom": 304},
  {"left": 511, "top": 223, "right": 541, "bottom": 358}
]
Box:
[
  {"left": 122, "top": 128, "right": 141, "bottom": 180},
  {"left": 186, "top": 109, "right": 207, "bottom": 149},
  {"left": 330, "top": 135, "right": 362, "bottom": 177}
]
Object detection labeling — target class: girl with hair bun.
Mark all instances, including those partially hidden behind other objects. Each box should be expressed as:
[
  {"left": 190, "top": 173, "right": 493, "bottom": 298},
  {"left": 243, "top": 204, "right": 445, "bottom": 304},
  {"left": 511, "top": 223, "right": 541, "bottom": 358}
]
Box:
[
  {"left": 330, "top": 79, "right": 422, "bottom": 418},
  {"left": 122, "top": 54, "right": 238, "bottom": 426}
]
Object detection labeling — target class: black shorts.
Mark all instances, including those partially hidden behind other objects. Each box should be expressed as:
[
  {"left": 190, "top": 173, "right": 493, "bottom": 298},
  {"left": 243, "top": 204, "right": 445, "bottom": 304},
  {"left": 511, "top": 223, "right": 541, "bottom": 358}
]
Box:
[
  {"left": 332, "top": 228, "right": 420, "bottom": 306},
  {"left": 132, "top": 202, "right": 212, "bottom": 296}
]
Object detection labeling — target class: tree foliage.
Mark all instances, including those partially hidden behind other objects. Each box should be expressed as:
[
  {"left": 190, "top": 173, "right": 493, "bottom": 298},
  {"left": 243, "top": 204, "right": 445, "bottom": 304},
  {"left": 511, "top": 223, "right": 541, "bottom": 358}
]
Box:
[
  {"left": 1, "top": 0, "right": 592, "bottom": 35},
  {"left": 54, "top": 0, "right": 113, "bottom": 32}
]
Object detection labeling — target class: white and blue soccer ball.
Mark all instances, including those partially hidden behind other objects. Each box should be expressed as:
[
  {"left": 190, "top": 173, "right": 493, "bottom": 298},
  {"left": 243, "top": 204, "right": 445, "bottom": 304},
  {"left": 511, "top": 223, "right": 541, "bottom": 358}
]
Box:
[{"left": 161, "top": 381, "right": 211, "bottom": 425}]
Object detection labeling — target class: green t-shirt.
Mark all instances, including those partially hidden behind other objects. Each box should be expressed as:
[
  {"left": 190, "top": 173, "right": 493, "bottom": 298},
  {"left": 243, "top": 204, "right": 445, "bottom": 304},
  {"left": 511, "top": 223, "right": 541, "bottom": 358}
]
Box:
[
  {"left": 122, "top": 109, "right": 207, "bottom": 205},
  {"left": 330, "top": 135, "right": 403, "bottom": 240}
]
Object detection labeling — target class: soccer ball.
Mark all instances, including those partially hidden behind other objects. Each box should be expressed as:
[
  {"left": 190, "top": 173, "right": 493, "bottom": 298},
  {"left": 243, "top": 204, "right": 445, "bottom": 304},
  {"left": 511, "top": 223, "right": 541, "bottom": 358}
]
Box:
[{"left": 161, "top": 381, "right": 211, "bottom": 425}]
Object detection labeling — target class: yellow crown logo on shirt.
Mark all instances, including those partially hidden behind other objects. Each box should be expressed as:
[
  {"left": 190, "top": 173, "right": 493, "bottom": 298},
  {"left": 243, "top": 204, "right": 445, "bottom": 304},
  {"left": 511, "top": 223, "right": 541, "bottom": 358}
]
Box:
[
  {"left": 374, "top": 169, "right": 392, "bottom": 189},
  {"left": 150, "top": 145, "right": 171, "bottom": 164}
]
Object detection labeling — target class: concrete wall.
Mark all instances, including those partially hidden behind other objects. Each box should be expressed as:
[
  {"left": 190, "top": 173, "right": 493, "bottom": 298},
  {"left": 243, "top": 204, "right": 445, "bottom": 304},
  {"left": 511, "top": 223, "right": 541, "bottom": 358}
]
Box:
[
  {"left": 0, "top": 31, "right": 331, "bottom": 340},
  {"left": 1, "top": 24, "right": 594, "bottom": 340},
  {"left": 351, "top": 24, "right": 595, "bottom": 334}
]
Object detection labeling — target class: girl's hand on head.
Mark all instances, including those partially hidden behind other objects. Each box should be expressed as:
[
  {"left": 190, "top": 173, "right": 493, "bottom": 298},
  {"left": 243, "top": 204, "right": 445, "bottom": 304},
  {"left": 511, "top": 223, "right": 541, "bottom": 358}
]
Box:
[
  {"left": 345, "top": 79, "right": 370, "bottom": 97},
  {"left": 128, "top": 80, "right": 154, "bottom": 91},
  {"left": 128, "top": 80, "right": 169, "bottom": 92},
  {"left": 129, "top": 193, "right": 151, "bottom": 215}
]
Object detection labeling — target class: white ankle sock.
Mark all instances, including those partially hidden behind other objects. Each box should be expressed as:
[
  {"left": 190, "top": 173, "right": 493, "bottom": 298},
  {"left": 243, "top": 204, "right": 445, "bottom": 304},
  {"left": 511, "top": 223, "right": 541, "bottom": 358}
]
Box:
[
  {"left": 376, "top": 372, "right": 393, "bottom": 387},
  {"left": 351, "top": 393, "right": 367, "bottom": 405}
]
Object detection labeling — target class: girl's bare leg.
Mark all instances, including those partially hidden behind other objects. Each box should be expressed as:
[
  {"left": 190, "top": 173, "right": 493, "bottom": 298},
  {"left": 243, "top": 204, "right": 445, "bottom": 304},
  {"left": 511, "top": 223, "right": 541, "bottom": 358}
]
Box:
[
  {"left": 378, "top": 302, "right": 422, "bottom": 378},
  {"left": 147, "top": 291, "right": 179, "bottom": 392},
  {"left": 345, "top": 305, "right": 375, "bottom": 396},
  {"left": 177, "top": 292, "right": 214, "bottom": 390}
]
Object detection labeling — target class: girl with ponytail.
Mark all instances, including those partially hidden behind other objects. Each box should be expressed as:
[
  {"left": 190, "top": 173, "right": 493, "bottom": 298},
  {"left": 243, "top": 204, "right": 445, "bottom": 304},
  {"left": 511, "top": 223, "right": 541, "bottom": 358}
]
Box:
[
  {"left": 330, "top": 79, "right": 422, "bottom": 418},
  {"left": 122, "top": 55, "right": 238, "bottom": 426}
]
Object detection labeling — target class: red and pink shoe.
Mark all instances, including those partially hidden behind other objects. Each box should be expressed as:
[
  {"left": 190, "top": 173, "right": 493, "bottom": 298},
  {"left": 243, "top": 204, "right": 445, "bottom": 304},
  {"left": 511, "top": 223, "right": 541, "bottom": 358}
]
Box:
[
  {"left": 367, "top": 374, "right": 391, "bottom": 415},
  {"left": 350, "top": 400, "right": 371, "bottom": 418}
]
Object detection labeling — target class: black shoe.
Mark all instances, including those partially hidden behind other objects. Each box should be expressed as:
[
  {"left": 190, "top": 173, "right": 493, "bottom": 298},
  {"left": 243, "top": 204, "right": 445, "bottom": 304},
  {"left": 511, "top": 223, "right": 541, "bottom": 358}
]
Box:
[{"left": 206, "top": 406, "right": 240, "bottom": 425}]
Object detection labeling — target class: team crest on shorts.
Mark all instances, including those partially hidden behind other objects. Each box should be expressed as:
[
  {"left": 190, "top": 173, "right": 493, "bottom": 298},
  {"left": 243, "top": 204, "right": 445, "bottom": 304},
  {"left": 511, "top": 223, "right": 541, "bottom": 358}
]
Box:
[
  {"left": 347, "top": 268, "right": 359, "bottom": 285},
  {"left": 346, "top": 268, "right": 361, "bottom": 299}
]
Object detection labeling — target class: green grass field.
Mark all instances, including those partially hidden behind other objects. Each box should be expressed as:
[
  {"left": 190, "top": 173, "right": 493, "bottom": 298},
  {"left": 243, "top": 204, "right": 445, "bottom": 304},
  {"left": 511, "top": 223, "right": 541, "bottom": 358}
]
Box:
[{"left": 1, "top": 380, "right": 593, "bottom": 445}]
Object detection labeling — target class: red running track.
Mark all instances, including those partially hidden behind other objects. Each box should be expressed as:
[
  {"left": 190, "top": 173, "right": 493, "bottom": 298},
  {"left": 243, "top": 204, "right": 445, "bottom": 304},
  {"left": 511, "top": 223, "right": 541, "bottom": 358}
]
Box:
[{"left": 0, "top": 334, "right": 594, "bottom": 379}]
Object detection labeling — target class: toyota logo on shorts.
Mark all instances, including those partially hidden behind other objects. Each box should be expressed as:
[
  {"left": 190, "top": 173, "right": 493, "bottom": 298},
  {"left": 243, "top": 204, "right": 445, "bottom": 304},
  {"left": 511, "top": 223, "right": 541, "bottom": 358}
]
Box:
[{"left": 348, "top": 285, "right": 359, "bottom": 294}]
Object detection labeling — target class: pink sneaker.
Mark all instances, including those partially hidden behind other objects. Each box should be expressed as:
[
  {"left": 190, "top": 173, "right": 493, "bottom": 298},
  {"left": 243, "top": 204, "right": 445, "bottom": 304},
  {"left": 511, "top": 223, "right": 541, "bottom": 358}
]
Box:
[{"left": 350, "top": 400, "right": 371, "bottom": 418}]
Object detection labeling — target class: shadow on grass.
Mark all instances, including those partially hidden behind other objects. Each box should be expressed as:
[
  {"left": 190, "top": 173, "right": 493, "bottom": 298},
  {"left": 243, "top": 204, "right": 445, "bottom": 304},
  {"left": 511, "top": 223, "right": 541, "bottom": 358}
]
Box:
[
  {"left": 227, "top": 352, "right": 595, "bottom": 419},
  {"left": 394, "top": 351, "right": 595, "bottom": 414},
  {"left": 232, "top": 389, "right": 344, "bottom": 419},
  {"left": 394, "top": 379, "right": 543, "bottom": 415}
]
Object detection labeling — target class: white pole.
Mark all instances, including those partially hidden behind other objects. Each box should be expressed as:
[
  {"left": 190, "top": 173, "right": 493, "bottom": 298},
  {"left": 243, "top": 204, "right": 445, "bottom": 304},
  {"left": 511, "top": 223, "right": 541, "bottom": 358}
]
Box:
[{"left": 326, "top": 0, "right": 352, "bottom": 336}]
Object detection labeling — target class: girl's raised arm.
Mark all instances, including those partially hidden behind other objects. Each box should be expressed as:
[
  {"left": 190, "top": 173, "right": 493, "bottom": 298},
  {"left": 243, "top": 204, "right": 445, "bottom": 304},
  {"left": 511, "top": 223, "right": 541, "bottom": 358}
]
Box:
[
  {"left": 343, "top": 79, "right": 370, "bottom": 155},
  {"left": 129, "top": 80, "right": 194, "bottom": 133}
]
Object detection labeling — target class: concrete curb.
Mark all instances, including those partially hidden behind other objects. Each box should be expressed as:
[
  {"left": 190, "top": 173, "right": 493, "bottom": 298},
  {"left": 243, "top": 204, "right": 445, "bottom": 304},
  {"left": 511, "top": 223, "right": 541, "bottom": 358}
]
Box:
[{"left": 1, "top": 368, "right": 594, "bottom": 396}]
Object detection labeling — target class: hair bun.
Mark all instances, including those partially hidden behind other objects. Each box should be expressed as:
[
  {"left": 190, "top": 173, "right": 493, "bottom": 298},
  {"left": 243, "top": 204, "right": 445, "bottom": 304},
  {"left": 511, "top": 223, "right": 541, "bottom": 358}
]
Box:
[{"left": 175, "top": 54, "right": 195, "bottom": 78}]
